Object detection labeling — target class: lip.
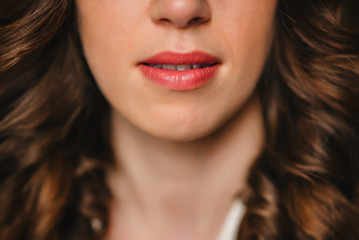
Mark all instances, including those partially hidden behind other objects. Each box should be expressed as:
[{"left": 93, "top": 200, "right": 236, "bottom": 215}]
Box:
[{"left": 138, "top": 51, "right": 221, "bottom": 91}]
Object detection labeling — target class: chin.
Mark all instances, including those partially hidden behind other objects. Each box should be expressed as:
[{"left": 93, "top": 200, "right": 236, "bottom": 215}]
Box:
[
  {"left": 149, "top": 125, "right": 214, "bottom": 143},
  {"left": 138, "top": 111, "right": 227, "bottom": 143}
]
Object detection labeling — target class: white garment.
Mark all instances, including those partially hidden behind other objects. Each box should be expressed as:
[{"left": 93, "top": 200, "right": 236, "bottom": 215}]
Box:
[
  {"left": 93, "top": 199, "right": 245, "bottom": 239},
  {"left": 216, "top": 199, "right": 245, "bottom": 240}
]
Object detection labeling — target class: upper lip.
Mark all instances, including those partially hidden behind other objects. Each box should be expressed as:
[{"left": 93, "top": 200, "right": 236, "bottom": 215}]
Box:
[{"left": 139, "top": 51, "right": 221, "bottom": 65}]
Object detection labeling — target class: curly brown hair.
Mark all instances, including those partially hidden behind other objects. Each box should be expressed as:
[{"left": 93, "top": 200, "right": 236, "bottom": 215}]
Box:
[{"left": 1, "top": 0, "right": 358, "bottom": 239}]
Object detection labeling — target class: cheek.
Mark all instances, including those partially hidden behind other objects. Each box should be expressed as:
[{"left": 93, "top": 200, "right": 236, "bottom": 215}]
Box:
[
  {"left": 76, "top": 0, "right": 148, "bottom": 114},
  {"left": 76, "top": 0, "right": 146, "bottom": 86},
  {"left": 220, "top": 1, "right": 276, "bottom": 71},
  {"left": 86, "top": 32, "right": 133, "bottom": 71},
  {"left": 218, "top": 1, "right": 276, "bottom": 103}
]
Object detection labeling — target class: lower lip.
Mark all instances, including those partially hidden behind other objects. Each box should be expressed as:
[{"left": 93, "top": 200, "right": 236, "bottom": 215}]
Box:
[{"left": 138, "top": 64, "right": 220, "bottom": 91}]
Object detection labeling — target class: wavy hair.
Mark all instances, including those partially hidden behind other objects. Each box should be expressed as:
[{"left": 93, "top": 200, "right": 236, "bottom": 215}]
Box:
[{"left": 0, "top": 0, "right": 358, "bottom": 239}]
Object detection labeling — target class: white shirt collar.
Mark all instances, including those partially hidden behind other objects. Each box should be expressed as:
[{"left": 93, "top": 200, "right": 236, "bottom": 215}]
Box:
[{"left": 216, "top": 199, "right": 245, "bottom": 240}]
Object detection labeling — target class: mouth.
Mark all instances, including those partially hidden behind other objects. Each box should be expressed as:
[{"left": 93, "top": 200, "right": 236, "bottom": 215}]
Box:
[
  {"left": 142, "top": 63, "right": 216, "bottom": 70},
  {"left": 138, "top": 51, "right": 221, "bottom": 91}
]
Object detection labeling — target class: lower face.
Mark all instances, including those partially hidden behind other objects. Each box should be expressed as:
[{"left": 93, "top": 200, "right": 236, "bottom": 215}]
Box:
[{"left": 76, "top": 0, "right": 278, "bottom": 142}]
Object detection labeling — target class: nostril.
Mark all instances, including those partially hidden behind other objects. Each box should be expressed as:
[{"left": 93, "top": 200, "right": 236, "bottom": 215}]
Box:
[
  {"left": 157, "top": 16, "right": 208, "bottom": 28},
  {"left": 159, "top": 18, "right": 171, "bottom": 24},
  {"left": 188, "top": 17, "right": 206, "bottom": 26}
]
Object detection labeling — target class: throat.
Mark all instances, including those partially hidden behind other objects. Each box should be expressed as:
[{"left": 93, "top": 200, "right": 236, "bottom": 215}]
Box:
[{"left": 107, "top": 93, "right": 264, "bottom": 239}]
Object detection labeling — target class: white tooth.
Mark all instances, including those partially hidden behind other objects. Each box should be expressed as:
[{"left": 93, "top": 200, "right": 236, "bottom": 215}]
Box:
[
  {"left": 176, "top": 65, "right": 192, "bottom": 71},
  {"left": 162, "top": 64, "right": 177, "bottom": 70},
  {"left": 154, "top": 64, "right": 162, "bottom": 69},
  {"left": 192, "top": 64, "right": 202, "bottom": 69}
]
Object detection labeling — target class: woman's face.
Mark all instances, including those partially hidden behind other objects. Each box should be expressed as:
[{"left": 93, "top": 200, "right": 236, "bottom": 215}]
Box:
[{"left": 76, "top": 0, "right": 278, "bottom": 141}]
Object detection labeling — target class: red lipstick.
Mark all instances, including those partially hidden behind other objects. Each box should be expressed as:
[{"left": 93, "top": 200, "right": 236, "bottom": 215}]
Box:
[{"left": 138, "top": 51, "right": 220, "bottom": 91}]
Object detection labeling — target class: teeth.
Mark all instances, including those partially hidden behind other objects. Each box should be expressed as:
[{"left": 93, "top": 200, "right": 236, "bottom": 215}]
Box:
[
  {"left": 162, "top": 64, "right": 177, "bottom": 70},
  {"left": 192, "top": 64, "right": 202, "bottom": 69},
  {"left": 148, "top": 64, "right": 211, "bottom": 70},
  {"left": 176, "top": 65, "right": 192, "bottom": 71}
]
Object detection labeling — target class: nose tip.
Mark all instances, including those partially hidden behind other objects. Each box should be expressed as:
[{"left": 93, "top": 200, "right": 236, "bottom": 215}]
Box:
[{"left": 151, "top": 0, "right": 211, "bottom": 29}]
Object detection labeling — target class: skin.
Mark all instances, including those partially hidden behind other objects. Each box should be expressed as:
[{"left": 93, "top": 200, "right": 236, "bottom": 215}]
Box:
[{"left": 76, "top": 0, "right": 278, "bottom": 239}]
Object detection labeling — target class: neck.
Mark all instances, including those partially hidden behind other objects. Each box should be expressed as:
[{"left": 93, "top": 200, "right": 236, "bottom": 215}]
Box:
[{"left": 108, "top": 94, "right": 264, "bottom": 239}]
